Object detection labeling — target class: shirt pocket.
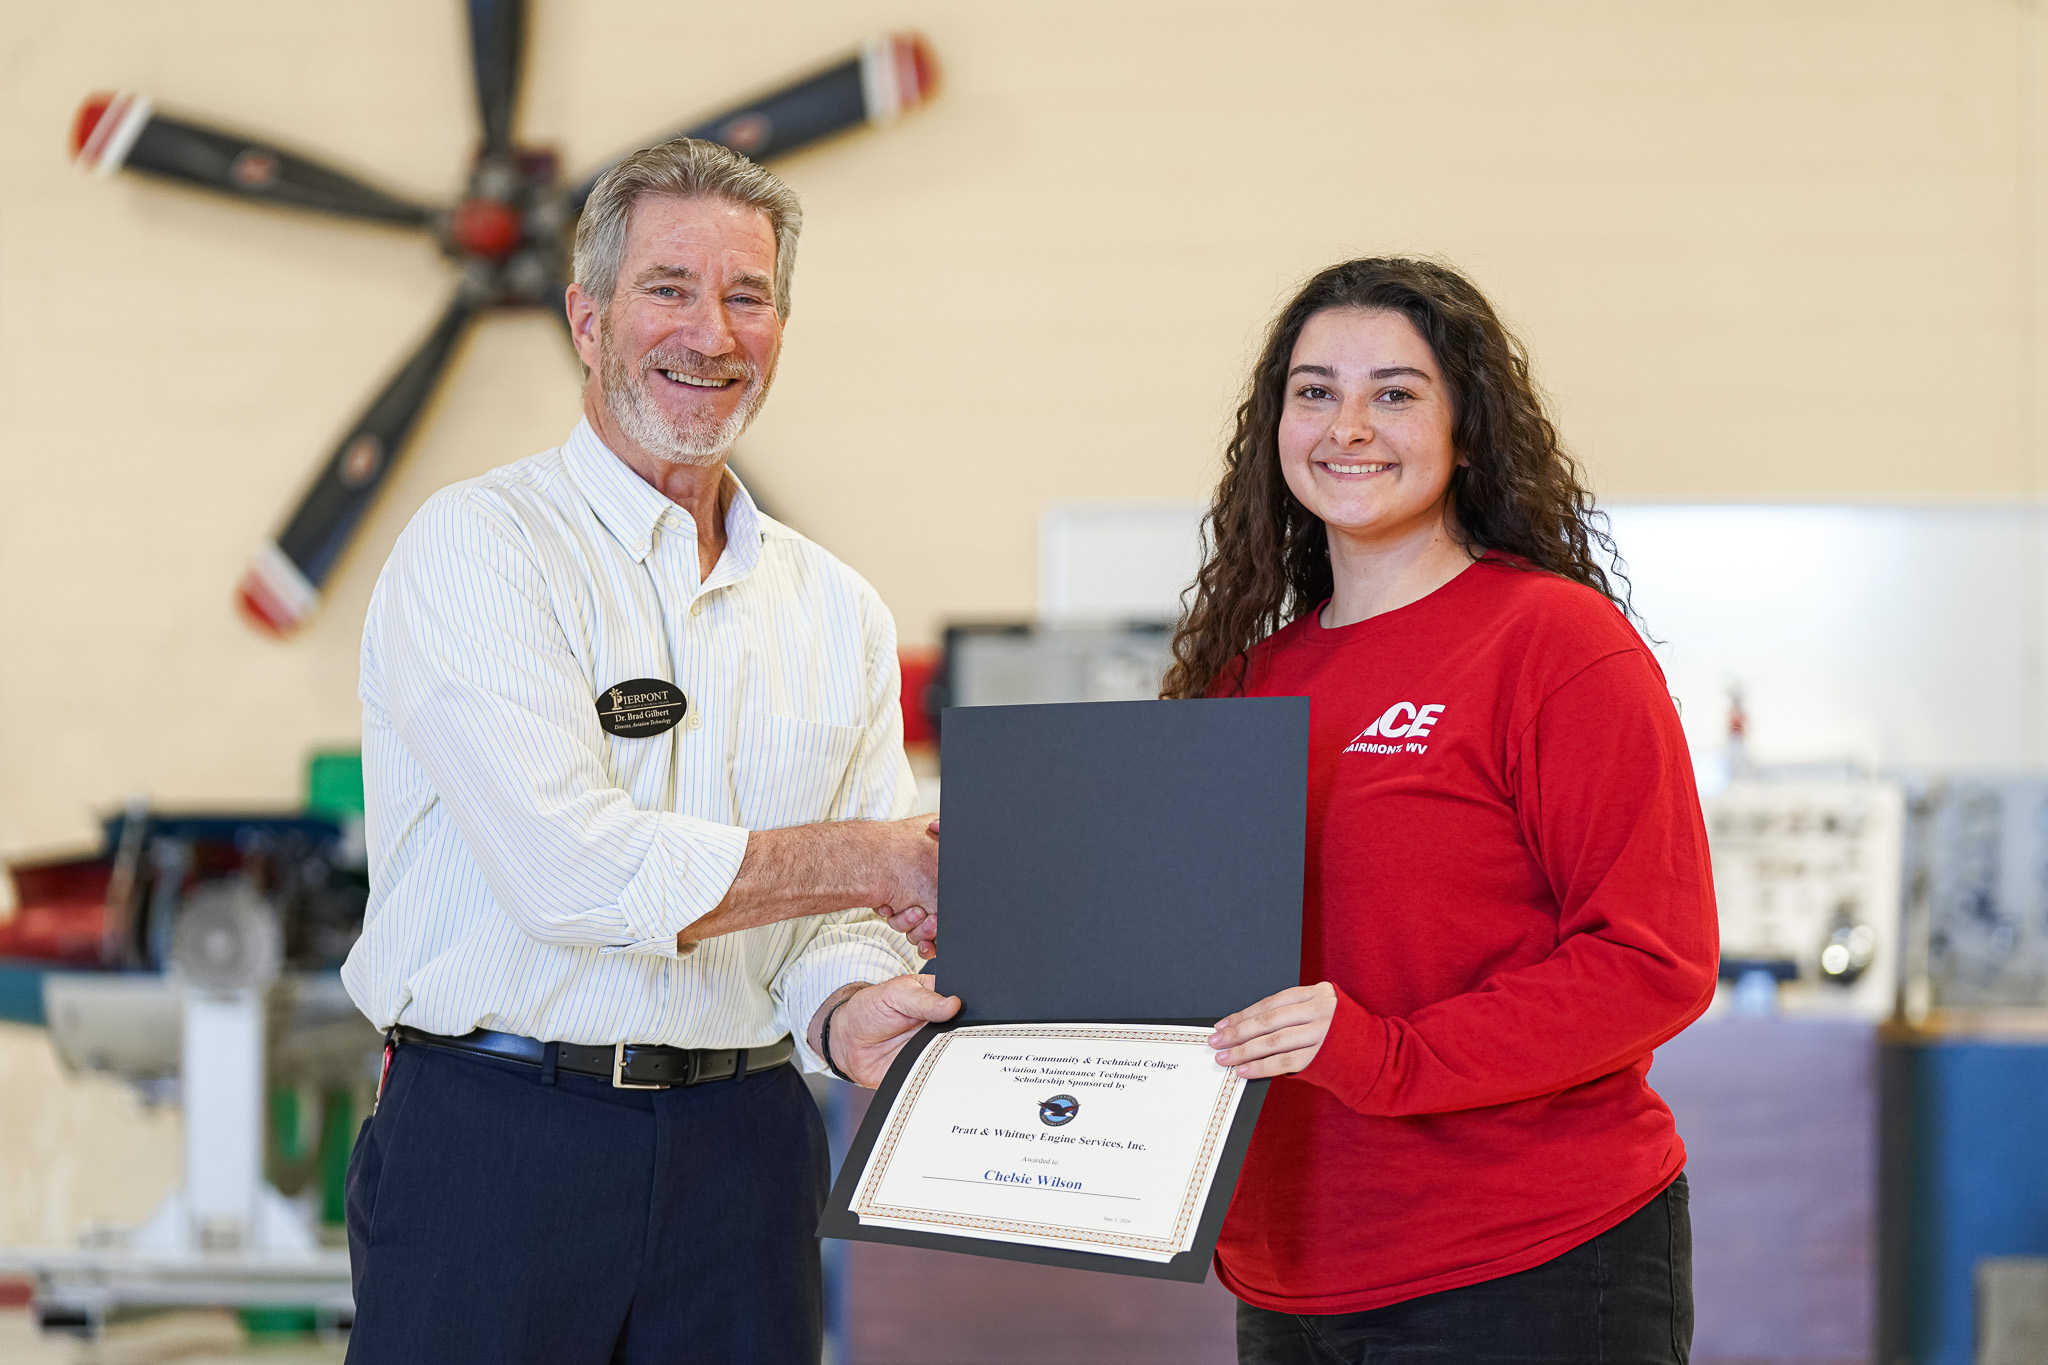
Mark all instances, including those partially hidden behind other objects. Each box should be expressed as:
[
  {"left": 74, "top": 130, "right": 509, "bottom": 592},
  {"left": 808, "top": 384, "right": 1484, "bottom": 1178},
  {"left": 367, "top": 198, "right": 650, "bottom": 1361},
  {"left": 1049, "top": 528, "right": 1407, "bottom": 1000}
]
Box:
[{"left": 732, "top": 713, "right": 864, "bottom": 830}]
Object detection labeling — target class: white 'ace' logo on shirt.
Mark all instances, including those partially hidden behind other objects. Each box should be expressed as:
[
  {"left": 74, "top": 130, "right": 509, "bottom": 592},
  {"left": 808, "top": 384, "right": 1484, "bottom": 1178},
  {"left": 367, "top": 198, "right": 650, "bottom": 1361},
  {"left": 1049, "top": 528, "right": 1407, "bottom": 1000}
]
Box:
[{"left": 1344, "top": 702, "right": 1445, "bottom": 755}]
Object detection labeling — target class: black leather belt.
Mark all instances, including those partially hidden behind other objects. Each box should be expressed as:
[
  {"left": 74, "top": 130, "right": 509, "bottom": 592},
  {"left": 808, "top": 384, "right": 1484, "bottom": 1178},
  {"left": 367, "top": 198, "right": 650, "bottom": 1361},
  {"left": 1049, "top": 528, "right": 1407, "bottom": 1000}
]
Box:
[{"left": 395, "top": 1026, "right": 794, "bottom": 1090}]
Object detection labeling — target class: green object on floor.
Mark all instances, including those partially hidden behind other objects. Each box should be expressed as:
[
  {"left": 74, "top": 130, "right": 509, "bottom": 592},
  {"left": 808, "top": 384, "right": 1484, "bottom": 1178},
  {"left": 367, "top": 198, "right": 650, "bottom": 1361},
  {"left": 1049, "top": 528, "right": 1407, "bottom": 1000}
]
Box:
[
  {"left": 321, "top": 1087, "right": 355, "bottom": 1226},
  {"left": 305, "top": 750, "right": 365, "bottom": 817},
  {"left": 270, "top": 1086, "right": 309, "bottom": 1163},
  {"left": 239, "top": 1306, "right": 318, "bottom": 1336}
]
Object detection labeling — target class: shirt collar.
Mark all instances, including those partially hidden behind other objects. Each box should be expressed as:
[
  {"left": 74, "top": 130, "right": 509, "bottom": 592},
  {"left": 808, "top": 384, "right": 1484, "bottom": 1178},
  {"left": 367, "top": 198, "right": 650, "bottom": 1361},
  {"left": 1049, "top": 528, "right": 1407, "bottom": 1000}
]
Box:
[{"left": 562, "top": 417, "right": 766, "bottom": 582}]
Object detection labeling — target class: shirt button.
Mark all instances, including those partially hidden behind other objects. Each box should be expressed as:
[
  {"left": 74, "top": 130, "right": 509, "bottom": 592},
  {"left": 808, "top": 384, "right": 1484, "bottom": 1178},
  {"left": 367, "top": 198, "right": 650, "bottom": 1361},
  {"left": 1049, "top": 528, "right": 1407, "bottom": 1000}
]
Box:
[
  {"left": 691, "top": 599, "right": 704, "bottom": 617},
  {"left": 688, "top": 711, "right": 703, "bottom": 730}
]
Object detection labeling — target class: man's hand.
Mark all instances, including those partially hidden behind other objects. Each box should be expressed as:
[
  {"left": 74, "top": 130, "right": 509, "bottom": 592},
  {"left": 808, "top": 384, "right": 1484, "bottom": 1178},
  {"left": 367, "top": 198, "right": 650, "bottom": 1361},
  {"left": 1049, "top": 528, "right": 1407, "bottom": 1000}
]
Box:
[
  {"left": 678, "top": 813, "right": 941, "bottom": 956},
  {"left": 808, "top": 974, "right": 961, "bottom": 1088},
  {"left": 1208, "top": 982, "right": 1337, "bottom": 1079}
]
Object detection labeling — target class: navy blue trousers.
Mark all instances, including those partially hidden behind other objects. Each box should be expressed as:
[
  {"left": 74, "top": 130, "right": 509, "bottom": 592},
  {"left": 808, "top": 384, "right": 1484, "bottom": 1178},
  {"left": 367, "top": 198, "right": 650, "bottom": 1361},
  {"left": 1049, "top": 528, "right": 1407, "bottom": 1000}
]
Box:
[
  {"left": 1236, "top": 1175, "right": 1693, "bottom": 1364},
  {"left": 344, "top": 1041, "right": 829, "bottom": 1364}
]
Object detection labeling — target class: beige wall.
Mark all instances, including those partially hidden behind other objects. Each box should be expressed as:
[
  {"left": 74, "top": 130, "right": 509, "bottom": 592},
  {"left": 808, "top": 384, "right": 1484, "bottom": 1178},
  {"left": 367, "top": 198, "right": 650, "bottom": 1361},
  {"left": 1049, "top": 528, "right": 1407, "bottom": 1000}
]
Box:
[
  {"left": 2, "top": 0, "right": 2045, "bottom": 862},
  {"left": 1, "top": 0, "right": 2046, "bottom": 1251}
]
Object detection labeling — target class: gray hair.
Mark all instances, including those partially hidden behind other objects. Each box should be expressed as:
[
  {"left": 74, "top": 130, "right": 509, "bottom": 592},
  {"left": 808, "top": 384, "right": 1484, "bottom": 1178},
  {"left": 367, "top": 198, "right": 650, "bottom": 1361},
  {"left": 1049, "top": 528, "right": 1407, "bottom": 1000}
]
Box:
[{"left": 573, "top": 138, "right": 803, "bottom": 320}]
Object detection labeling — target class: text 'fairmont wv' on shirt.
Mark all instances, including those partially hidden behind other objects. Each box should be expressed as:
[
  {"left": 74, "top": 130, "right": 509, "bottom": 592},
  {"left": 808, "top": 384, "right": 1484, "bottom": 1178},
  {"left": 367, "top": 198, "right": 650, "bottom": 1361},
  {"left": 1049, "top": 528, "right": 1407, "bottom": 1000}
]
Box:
[
  {"left": 1214, "top": 555, "right": 1719, "bottom": 1314},
  {"left": 343, "top": 419, "right": 920, "bottom": 1066}
]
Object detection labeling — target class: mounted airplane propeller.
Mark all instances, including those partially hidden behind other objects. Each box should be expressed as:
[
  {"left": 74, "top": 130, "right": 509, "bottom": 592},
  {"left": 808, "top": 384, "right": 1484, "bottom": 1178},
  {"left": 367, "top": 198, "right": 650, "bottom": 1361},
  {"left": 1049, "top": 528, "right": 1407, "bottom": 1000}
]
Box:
[{"left": 71, "top": 1, "right": 937, "bottom": 634}]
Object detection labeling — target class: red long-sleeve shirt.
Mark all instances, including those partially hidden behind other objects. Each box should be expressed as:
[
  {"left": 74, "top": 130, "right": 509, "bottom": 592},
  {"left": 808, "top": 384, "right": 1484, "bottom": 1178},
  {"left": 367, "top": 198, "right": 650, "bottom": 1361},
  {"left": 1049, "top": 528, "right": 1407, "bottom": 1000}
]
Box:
[{"left": 1214, "top": 556, "right": 1718, "bottom": 1313}]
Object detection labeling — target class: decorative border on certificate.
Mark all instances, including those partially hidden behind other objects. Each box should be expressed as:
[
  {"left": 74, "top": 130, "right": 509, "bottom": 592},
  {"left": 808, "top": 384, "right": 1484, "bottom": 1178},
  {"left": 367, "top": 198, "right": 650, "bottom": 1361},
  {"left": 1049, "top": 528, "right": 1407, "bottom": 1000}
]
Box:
[{"left": 849, "top": 1024, "right": 1244, "bottom": 1261}]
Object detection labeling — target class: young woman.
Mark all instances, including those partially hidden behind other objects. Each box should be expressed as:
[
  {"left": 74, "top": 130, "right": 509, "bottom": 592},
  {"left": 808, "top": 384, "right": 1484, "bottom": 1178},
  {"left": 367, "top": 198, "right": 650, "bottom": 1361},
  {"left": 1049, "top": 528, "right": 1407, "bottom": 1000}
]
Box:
[{"left": 1169, "top": 258, "right": 1718, "bottom": 1364}]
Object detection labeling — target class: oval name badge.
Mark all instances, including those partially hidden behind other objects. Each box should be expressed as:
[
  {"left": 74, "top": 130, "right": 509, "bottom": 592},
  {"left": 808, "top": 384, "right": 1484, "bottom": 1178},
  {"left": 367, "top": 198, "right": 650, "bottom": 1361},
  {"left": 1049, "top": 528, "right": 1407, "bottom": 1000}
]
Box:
[{"left": 595, "top": 678, "right": 688, "bottom": 738}]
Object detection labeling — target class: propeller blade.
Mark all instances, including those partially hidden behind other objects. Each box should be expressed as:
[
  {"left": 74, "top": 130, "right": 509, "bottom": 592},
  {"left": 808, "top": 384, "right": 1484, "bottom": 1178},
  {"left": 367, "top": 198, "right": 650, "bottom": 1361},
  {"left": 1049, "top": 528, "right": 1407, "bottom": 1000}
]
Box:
[
  {"left": 72, "top": 93, "right": 433, "bottom": 229},
  {"left": 467, "top": 0, "right": 527, "bottom": 158},
  {"left": 238, "top": 294, "right": 478, "bottom": 634},
  {"left": 569, "top": 32, "right": 937, "bottom": 210}
]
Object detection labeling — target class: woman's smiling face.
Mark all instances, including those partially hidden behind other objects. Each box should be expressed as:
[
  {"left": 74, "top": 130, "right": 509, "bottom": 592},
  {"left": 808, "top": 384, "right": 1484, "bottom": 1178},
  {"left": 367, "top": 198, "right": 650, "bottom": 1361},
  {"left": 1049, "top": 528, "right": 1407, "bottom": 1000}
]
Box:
[{"left": 1277, "top": 307, "right": 1463, "bottom": 551}]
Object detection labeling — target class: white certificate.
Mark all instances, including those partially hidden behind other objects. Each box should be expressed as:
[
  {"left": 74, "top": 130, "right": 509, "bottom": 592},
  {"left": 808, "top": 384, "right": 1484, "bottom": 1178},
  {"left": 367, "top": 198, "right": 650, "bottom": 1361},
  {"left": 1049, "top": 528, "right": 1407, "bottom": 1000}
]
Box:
[{"left": 849, "top": 1024, "right": 1246, "bottom": 1262}]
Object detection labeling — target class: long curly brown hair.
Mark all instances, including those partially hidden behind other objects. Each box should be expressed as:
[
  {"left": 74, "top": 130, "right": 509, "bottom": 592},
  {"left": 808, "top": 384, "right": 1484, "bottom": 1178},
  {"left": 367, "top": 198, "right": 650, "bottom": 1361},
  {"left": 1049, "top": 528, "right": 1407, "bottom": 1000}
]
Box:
[{"left": 1160, "top": 257, "right": 1630, "bottom": 699}]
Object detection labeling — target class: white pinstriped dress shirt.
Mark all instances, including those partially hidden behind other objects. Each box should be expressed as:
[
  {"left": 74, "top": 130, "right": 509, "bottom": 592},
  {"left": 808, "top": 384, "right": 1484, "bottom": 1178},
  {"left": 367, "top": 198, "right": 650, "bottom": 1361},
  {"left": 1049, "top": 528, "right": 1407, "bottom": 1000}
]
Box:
[{"left": 341, "top": 418, "right": 921, "bottom": 1069}]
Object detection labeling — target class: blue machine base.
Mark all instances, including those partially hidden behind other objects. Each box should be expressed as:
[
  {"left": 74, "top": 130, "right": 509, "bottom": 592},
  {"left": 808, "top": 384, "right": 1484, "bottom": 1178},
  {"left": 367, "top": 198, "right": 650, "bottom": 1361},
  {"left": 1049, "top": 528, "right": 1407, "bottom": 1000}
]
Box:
[{"left": 1881, "top": 1035, "right": 2048, "bottom": 1365}]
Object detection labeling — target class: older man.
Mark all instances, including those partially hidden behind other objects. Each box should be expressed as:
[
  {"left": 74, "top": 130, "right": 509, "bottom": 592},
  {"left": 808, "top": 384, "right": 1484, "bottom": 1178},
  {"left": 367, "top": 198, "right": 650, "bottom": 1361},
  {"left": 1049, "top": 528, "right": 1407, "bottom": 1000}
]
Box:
[{"left": 340, "top": 139, "right": 957, "bottom": 1364}]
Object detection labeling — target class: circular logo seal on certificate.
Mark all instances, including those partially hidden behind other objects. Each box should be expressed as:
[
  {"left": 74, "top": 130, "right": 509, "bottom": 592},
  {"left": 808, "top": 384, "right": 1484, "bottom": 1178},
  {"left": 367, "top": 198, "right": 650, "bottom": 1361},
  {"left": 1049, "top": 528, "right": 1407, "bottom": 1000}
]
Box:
[
  {"left": 596, "top": 678, "right": 688, "bottom": 738},
  {"left": 1038, "top": 1093, "right": 1080, "bottom": 1127}
]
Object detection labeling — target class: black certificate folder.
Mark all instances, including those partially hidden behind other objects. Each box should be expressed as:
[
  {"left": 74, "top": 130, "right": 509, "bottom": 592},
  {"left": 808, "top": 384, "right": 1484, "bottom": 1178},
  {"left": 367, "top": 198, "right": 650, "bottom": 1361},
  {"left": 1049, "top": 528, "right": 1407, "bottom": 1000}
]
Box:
[{"left": 818, "top": 697, "right": 1309, "bottom": 1282}]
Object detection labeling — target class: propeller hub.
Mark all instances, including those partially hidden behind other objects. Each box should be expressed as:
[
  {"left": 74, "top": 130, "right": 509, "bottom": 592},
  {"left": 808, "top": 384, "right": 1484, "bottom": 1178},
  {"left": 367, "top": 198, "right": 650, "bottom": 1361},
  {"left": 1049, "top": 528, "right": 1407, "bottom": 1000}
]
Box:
[{"left": 450, "top": 197, "right": 523, "bottom": 262}]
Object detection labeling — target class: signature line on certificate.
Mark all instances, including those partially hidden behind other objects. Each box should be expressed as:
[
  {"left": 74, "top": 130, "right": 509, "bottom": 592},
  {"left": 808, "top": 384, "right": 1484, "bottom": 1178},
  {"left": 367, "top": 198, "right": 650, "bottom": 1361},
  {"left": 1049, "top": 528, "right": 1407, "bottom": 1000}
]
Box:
[{"left": 920, "top": 1177, "right": 1141, "bottom": 1201}]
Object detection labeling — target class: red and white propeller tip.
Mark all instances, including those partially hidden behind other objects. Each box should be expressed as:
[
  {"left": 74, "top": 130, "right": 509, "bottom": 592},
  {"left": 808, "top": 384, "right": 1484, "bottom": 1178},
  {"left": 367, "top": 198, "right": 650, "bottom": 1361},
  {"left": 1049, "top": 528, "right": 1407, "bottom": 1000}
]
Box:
[
  {"left": 71, "top": 92, "right": 153, "bottom": 174},
  {"left": 236, "top": 544, "right": 318, "bottom": 637},
  {"left": 861, "top": 33, "right": 937, "bottom": 123}
]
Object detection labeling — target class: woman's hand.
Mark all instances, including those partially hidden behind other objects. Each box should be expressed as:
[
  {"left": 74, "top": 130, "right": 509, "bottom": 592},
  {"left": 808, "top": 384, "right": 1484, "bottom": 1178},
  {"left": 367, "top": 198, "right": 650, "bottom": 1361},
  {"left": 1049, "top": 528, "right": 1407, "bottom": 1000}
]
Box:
[{"left": 1210, "top": 982, "right": 1338, "bottom": 1079}]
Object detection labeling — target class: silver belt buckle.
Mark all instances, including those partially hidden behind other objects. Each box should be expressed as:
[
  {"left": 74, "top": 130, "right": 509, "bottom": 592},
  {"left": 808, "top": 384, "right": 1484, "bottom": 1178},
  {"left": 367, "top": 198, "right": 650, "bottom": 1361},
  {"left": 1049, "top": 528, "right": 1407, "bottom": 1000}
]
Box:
[{"left": 612, "top": 1042, "right": 671, "bottom": 1090}]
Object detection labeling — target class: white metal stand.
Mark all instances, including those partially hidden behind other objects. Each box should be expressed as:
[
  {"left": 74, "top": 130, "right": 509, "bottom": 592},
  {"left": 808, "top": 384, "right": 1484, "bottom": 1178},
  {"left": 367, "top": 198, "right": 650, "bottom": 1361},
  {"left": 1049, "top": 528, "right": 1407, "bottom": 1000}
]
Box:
[
  {"left": 126, "top": 987, "right": 319, "bottom": 1257},
  {"left": 0, "top": 893, "right": 352, "bottom": 1335}
]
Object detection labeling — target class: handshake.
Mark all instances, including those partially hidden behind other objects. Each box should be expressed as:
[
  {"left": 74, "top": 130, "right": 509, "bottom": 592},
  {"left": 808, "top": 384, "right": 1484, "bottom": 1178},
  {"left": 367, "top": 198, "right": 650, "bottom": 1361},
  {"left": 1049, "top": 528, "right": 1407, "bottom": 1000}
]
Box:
[
  {"left": 676, "top": 811, "right": 954, "bottom": 1088},
  {"left": 861, "top": 814, "right": 943, "bottom": 958}
]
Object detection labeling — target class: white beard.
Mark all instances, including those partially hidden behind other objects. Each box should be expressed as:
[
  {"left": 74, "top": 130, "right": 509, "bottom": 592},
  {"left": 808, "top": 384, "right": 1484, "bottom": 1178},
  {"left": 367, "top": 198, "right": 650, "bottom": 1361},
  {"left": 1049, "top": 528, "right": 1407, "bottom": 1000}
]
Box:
[{"left": 598, "top": 321, "right": 776, "bottom": 466}]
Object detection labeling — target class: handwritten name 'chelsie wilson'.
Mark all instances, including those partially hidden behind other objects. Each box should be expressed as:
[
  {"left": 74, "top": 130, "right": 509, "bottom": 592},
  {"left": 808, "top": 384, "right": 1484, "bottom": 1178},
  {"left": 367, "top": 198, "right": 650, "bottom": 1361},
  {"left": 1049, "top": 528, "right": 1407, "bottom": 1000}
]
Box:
[{"left": 984, "top": 1171, "right": 1082, "bottom": 1190}]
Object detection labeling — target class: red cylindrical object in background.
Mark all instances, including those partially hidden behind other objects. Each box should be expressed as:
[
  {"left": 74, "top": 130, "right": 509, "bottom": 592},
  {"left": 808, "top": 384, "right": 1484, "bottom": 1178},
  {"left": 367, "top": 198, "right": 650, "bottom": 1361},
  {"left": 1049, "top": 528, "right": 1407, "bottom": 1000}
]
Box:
[{"left": 898, "top": 649, "right": 939, "bottom": 746}]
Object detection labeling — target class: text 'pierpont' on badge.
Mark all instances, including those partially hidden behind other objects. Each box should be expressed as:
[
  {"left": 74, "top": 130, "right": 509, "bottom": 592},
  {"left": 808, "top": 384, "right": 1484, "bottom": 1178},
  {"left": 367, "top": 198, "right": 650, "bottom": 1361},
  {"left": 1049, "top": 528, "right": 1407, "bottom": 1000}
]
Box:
[{"left": 595, "top": 678, "right": 688, "bottom": 738}]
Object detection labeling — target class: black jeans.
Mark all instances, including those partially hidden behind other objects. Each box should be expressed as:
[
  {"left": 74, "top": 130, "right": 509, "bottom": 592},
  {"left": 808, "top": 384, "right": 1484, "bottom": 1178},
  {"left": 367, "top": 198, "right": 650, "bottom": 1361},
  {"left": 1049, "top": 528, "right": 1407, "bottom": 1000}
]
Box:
[
  {"left": 1237, "top": 1174, "right": 1692, "bottom": 1365},
  {"left": 344, "top": 1041, "right": 829, "bottom": 1365}
]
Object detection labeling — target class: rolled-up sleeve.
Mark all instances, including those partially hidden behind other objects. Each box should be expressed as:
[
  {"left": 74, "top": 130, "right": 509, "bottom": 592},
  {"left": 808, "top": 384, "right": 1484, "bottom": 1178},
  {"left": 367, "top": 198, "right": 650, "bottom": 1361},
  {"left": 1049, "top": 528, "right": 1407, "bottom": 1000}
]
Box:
[
  {"left": 771, "top": 606, "right": 924, "bottom": 1069},
  {"left": 376, "top": 491, "right": 747, "bottom": 954}
]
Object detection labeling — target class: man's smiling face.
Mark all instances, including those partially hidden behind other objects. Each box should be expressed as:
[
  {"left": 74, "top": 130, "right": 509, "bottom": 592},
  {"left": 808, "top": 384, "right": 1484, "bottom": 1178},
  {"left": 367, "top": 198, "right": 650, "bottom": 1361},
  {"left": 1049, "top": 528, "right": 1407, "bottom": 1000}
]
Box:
[{"left": 583, "top": 193, "right": 783, "bottom": 466}]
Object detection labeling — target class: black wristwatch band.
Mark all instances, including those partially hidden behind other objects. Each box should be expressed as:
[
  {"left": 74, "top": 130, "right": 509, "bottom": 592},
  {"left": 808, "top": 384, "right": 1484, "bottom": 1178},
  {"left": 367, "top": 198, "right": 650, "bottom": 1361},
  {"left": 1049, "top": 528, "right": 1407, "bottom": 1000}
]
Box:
[{"left": 819, "top": 996, "right": 855, "bottom": 1084}]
